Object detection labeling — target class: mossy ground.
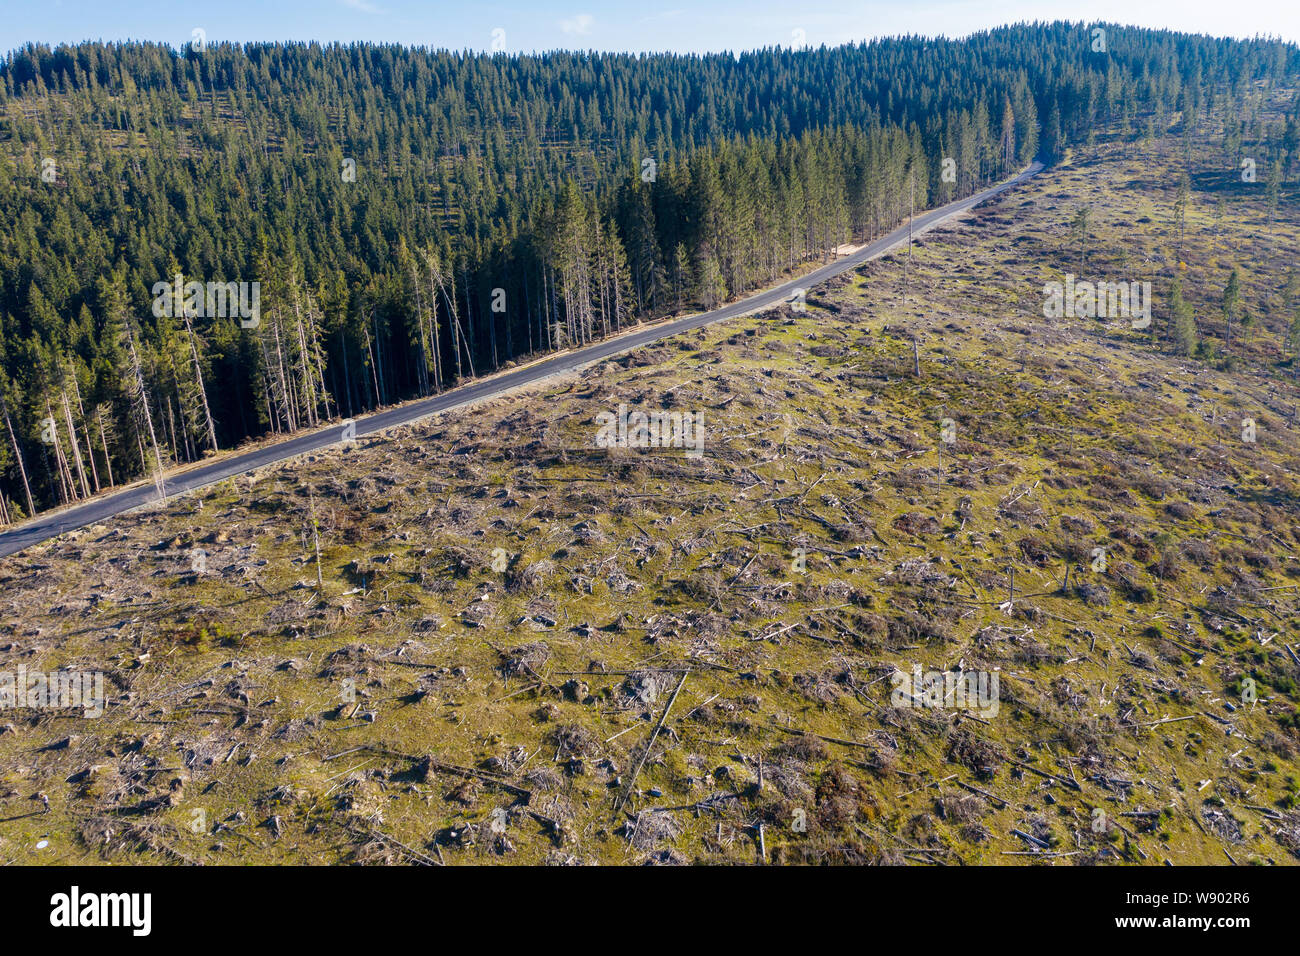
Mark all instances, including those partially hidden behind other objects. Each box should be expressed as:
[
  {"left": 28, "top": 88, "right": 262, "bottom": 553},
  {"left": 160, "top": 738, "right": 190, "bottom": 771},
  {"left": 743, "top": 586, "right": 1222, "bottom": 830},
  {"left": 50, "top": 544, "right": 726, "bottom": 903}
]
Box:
[{"left": 2, "top": 101, "right": 1300, "bottom": 865}]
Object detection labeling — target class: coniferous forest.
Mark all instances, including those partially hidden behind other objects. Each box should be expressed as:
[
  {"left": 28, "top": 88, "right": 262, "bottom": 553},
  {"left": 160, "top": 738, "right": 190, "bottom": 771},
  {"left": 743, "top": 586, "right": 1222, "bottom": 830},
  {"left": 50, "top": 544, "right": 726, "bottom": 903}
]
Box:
[{"left": 0, "top": 23, "right": 1297, "bottom": 520}]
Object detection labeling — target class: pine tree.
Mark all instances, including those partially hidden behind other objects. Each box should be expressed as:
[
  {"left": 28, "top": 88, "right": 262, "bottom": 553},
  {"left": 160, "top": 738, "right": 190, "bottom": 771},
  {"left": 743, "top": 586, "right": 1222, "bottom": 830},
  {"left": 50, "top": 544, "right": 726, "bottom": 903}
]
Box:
[
  {"left": 1168, "top": 275, "right": 1198, "bottom": 356},
  {"left": 671, "top": 243, "right": 690, "bottom": 312},
  {"left": 1000, "top": 95, "right": 1017, "bottom": 174},
  {"left": 1222, "top": 267, "right": 1241, "bottom": 347},
  {"left": 694, "top": 246, "right": 726, "bottom": 310},
  {"left": 1071, "top": 206, "right": 1091, "bottom": 271}
]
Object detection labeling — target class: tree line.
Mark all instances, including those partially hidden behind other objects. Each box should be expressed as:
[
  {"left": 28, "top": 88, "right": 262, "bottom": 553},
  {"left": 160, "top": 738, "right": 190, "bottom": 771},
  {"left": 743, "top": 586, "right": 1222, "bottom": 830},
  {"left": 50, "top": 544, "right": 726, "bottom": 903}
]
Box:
[{"left": 0, "top": 24, "right": 1295, "bottom": 521}]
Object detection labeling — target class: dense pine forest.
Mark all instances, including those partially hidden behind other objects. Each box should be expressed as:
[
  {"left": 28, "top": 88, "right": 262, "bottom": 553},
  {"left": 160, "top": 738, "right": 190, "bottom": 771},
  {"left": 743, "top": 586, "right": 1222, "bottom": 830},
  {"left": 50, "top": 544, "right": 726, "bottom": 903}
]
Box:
[{"left": 0, "top": 23, "right": 1297, "bottom": 521}]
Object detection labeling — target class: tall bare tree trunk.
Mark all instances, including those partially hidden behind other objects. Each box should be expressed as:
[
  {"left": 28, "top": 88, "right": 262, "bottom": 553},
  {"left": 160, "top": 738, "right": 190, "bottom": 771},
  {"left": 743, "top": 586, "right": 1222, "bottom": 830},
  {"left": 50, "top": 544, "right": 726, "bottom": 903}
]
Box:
[
  {"left": 68, "top": 369, "right": 100, "bottom": 493},
  {"left": 125, "top": 323, "right": 166, "bottom": 499},
  {"left": 292, "top": 292, "right": 316, "bottom": 428},
  {"left": 363, "top": 321, "right": 381, "bottom": 408},
  {"left": 448, "top": 267, "right": 463, "bottom": 382},
  {"left": 60, "top": 389, "right": 90, "bottom": 498},
  {"left": 430, "top": 257, "right": 465, "bottom": 383},
  {"left": 1, "top": 397, "right": 35, "bottom": 517},
  {"left": 96, "top": 406, "right": 115, "bottom": 488},
  {"left": 425, "top": 254, "right": 443, "bottom": 392},
  {"left": 408, "top": 256, "right": 430, "bottom": 395},
  {"left": 305, "top": 294, "right": 331, "bottom": 419},
  {"left": 182, "top": 310, "right": 218, "bottom": 452},
  {"left": 45, "top": 398, "right": 75, "bottom": 504},
  {"left": 271, "top": 308, "right": 297, "bottom": 431}
]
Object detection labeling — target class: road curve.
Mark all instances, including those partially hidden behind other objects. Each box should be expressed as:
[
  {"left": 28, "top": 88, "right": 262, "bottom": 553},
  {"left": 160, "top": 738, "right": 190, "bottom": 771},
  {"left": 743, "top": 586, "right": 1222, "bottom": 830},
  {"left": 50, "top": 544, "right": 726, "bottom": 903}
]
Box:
[{"left": 0, "top": 162, "right": 1042, "bottom": 559}]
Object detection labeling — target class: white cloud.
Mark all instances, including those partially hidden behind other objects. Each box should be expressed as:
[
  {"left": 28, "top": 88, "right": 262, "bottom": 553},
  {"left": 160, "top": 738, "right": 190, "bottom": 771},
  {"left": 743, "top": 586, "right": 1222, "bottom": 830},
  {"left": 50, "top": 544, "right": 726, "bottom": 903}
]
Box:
[
  {"left": 340, "top": 0, "right": 383, "bottom": 14},
  {"left": 559, "top": 13, "right": 595, "bottom": 36}
]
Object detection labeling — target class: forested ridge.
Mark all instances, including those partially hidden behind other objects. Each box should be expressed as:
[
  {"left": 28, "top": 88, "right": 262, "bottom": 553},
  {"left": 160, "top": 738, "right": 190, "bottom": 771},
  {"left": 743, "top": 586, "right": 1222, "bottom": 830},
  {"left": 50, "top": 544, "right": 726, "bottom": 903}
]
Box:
[{"left": 0, "top": 23, "right": 1296, "bottom": 521}]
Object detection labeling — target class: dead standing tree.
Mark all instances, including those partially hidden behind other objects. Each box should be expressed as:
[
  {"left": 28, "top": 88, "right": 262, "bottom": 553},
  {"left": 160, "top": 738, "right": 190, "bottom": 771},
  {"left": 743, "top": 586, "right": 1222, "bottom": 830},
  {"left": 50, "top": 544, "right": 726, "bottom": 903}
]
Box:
[
  {"left": 122, "top": 319, "right": 167, "bottom": 500},
  {"left": 180, "top": 308, "right": 219, "bottom": 454},
  {"left": 0, "top": 388, "right": 35, "bottom": 518}
]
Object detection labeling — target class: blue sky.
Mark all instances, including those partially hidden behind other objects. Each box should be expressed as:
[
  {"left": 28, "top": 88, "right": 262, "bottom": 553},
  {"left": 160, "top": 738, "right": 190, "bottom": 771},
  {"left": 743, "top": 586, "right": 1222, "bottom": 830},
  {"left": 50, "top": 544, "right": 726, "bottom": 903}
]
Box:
[{"left": 3, "top": 0, "right": 1297, "bottom": 57}]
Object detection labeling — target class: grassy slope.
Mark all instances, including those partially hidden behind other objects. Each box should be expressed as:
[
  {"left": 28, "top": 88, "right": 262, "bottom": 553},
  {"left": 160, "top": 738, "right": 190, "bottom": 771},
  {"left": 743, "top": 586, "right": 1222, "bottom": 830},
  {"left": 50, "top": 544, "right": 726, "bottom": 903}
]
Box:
[{"left": 2, "top": 109, "right": 1300, "bottom": 866}]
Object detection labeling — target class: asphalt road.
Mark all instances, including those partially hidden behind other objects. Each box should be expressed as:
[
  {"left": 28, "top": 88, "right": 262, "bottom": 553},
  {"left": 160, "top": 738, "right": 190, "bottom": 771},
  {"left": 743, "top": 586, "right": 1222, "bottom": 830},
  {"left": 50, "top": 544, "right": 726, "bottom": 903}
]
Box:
[{"left": 0, "top": 162, "right": 1042, "bottom": 559}]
